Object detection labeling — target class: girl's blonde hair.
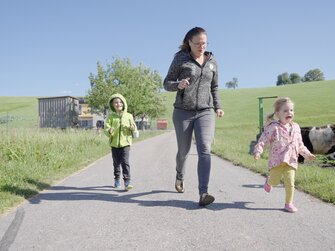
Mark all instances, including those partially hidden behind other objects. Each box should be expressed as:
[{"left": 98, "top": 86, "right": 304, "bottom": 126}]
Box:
[{"left": 267, "top": 97, "right": 294, "bottom": 123}]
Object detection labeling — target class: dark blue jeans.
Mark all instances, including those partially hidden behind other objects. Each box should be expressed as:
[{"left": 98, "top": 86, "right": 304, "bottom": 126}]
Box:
[
  {"left": 111, "top": 146, "right": 131, "bottom": 181},
  {"left": 173, "top": 108, "right": 215, "bottom": 195}
]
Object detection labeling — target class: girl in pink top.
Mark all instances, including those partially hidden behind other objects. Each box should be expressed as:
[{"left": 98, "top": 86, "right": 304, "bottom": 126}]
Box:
[{"left": 254, "top": 97, "right": 315, "bottom": 212}]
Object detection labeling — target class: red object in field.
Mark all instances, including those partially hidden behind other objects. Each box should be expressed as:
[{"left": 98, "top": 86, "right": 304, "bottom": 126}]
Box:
[{"left": 156, "top": 118, "right": 168, "bottom": 130}]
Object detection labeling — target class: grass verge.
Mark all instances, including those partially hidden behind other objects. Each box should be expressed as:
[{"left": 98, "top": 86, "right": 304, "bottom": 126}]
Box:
[
  {"left": 161, "top": 81, "right": 335, "bottom": 204},
  {"left": 0, "top": 128, "right": 163, "bottom": 214}
]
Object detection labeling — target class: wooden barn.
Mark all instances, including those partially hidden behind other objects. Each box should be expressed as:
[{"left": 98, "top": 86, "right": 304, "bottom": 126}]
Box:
[{"left": 38, "top": 96, "right": 80, "bottom": 128}]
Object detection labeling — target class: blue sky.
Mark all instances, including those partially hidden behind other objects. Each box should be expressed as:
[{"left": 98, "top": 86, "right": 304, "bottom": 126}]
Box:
[{"left": 1, "top": 0, "right": 334, "bottom": 97}]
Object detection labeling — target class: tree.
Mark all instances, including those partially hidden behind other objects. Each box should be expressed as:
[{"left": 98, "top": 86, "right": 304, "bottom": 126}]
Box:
[
  {"left": 289, "top": 73, "right": 301, "bottom": 84},
  {"left": 87, "top": 62, "right": 118, "bottom": 114},
  {"left": 303, "top": 69, "right": 325, "bottom": 82},
  {"left": 225, "top": 77, "right": 238, "bottom": 89},
  {"left": 276, "top": 72, "right": 291, "bottom": 86},
  {"left": 87, "top": 58, "right": 166, "bottom": 119}
]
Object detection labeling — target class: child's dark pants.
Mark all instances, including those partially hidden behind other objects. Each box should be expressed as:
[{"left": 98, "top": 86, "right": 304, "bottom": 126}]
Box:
[{"left": 111, "top": 146, "right": 130, "bottom": 181}]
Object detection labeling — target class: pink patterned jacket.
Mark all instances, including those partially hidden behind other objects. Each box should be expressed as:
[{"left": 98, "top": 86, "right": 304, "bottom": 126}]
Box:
[{"left": 254, "top": 121, "right": 312, "bottom": 169}]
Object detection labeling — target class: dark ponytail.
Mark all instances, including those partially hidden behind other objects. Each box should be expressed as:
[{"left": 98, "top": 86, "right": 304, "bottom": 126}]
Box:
[{"left": 179, "top": 27, "right": 207, "bottom": 52}]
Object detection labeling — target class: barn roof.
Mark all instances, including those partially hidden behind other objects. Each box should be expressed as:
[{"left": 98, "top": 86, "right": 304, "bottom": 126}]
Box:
[{"left": 37, "top": 95, "right": 79, "bottom": 100}]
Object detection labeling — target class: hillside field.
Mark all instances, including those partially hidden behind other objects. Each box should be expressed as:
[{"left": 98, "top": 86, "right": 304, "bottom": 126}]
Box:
[
  {"left": 0, "top": 96, "right": 38, "bottom": 128},
  {"left": 0, "top": 80, "right": 334, "bottom": 207},
  {"left": 0, "top": 97, "right": 162, "bottom": 214},
  {"left": 161, "top": 80, "right": 335, "bottom": 203}
]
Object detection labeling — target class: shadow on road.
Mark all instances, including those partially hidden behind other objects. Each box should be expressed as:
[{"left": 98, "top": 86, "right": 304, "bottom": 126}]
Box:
[
  {"left": 242, "top": 184, "right": 284, "bottom": 189},
  {"left": 242, "top": 184, "right": 263, "bottom": 189},
  {"left": 27, "top": 186, "right": 285, "bottom": 212},
  {"left": 210, "top": 202, "right": 284, "bottom": 212}
]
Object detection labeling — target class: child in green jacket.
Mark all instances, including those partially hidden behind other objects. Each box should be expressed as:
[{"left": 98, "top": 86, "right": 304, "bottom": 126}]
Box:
[{"left": 104, "top": 93, "right": 138, "bottom": 190}]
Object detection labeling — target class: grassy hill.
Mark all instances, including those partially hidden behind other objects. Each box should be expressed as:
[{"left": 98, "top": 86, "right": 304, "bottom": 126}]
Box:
[
  {"left": 0, "top": 96, "right": 38, "bottom": 128},
  {"left": 3, "top": 80, "right": 333, "bottom": 130},
  {"left": 214, "top": 80, "right": 334, "bottom": 167},
  {"left": 162, "top": 80, "right": 335, "bottom": 203},
  {"left": 0, "top": 96, "right": 162, "bottom": 214},
  {"left": 1, "top": 80, "right": 334, "bottom": 205},
  {"left": 161, "top": 80, "right": 335, "bottom": 128}
]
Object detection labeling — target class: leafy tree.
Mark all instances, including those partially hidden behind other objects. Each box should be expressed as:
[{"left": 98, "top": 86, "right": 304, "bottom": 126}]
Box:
[
  {"left": 289, "top": 73, "right": 301, "bottom": 84},
  {"left": 303, "top": 69, "right": 325, "bottom": 82},
  {"left": 87, "top": 58, "right": 166, "bottom": 119},
  {"left": 225, "top": 77, "right": 238, "bottom": 89},
  {"left": 276, "top": 72, "right": 291, "bottom": 86},
  {"left": 87, "top": 62, "right": 118, "bottom": 114}
]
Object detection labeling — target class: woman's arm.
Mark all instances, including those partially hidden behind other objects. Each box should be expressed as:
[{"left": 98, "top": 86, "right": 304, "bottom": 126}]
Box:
[{"left": 163, "top": 54, "right": 182, "bottom": 92}]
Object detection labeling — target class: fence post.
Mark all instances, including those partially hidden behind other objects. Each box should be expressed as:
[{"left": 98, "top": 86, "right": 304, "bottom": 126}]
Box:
[{"left": 257, "top": 96, "right": 278, "bottom": 135}]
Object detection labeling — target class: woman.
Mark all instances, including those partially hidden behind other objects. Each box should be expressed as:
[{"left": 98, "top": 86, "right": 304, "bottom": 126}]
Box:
[{"left": 164, "top": 27, "right": 224, "bottom": 206}]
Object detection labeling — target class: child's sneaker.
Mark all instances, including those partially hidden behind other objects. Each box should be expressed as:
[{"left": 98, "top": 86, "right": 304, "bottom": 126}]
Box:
[
  {"left": 284, "top": 203, "right": 298, "bottom": 213},
  {"left": 125, "top": 181, "right": 133, "bottom": 191},
  {"left": 114, "top": 180, "right": 121, "bottom": 188},
  {"left": 264, "top": 177, "right": 272, "bottom": 193}
]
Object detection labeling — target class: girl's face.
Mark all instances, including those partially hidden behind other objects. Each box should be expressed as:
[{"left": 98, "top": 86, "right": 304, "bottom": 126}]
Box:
[
  {"left": 112, "top": 98, "right": 123, "bottom": 112},
  {"left": 276, "top": 102, "right": 294, "bottom": 125},
  {"left": 189, "top": 33, "right": 207, "bottom": 57}
]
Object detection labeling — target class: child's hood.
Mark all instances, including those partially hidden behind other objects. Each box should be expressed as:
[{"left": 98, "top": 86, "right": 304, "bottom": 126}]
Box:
[{"left": 108, "top": 93, "right": 128, "bottom": 113}]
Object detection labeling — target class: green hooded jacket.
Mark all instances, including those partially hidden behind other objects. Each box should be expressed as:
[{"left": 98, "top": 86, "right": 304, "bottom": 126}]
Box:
[{"left": 104, "top": 93, "right": 137, "bottom": 148}]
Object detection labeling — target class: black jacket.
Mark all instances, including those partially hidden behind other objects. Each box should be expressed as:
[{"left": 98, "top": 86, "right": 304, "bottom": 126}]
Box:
[{"left": 164, "top": 50, "right": 222, "bottom": 111}]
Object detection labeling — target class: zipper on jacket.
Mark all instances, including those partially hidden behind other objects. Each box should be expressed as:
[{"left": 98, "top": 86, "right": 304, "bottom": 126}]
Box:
[
  {"left": 195, "top": 68, "right": 203, "bottom": 110},
  {"left": 118, "top": 114, "right": 122, "bottom": 147},
  {"left": 190, "top": 53, "right": 210, "bottom": 111},
  {"left": 196, "top": 60, "right": 208, "bottom": 110}
]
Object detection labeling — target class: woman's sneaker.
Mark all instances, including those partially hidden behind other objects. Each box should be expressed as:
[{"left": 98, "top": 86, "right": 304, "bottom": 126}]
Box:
[
  {"left": 264, "top": 177, "right": 272, "bottom": 193},
  {"left": 175, "top": 179, "right": 185, "bottom": 193},
  {"left": 199, "top": 193, "right": 215, "bottom": 206},
  {"left": 125, "top": 181, "right": 133, "bottom": 191},
  {"left": 285, "top": 203, "right": 298, "bottom": 213},
  {"left": 114, "top": 180, "right": 121, "bottom": 189}
]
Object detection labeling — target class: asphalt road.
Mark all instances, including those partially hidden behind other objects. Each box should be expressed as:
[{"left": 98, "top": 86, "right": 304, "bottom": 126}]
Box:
[{"left": 0, "top": 131, "right": 335, "bottom": 251}]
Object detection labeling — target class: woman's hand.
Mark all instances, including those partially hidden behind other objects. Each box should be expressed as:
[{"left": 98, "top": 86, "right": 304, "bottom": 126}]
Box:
[
  {"left": 216, "top": 109, "right": 224, "bottom": 118},
  {"left": 177, "top": 78, "right": 190, "bottom": 89},
  {"left": 109, "top": 127, "right": 114, "bottom": 134}
]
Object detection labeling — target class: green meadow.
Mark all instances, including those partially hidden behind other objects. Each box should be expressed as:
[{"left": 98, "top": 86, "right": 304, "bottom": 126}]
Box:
[
  {"left": 162, "top": 80, "right": 335, "bottom": 204},
  {"left": 0, "top": 80, "right": 334, "bottom": 214},
  {"left": 0, "top": 98, "right": 162, "bottom": 214},
  {"left": 0, "top": 97, "right": 38, "bottom": 128}
]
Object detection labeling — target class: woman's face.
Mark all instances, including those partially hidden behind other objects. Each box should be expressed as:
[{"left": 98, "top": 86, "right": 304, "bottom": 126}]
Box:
[{"left": 189, "top": 33, "right": 207, "bottom": 57}]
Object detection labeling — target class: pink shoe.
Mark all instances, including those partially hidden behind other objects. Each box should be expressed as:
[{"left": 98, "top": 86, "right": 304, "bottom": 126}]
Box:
[
  {"left": 263, "top": 177, "right": 272, "bottom": 193},
  {"left": 285, "top": 203, "right": 298, "bottom": 213}
]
